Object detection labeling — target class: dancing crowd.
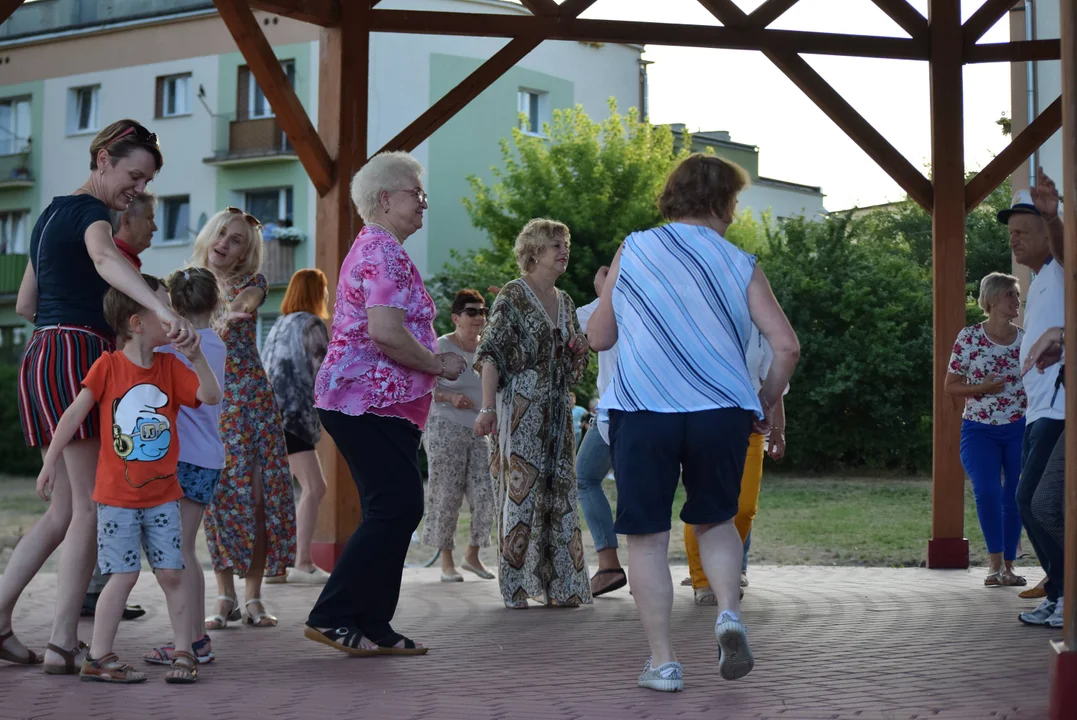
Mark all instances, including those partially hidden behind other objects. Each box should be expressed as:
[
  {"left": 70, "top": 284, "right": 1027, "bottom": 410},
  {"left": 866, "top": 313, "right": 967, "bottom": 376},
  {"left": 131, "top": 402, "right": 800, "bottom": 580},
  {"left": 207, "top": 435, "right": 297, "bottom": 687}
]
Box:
[{"left": 0, "top": 115, "right": 1070, "bottom": 693}]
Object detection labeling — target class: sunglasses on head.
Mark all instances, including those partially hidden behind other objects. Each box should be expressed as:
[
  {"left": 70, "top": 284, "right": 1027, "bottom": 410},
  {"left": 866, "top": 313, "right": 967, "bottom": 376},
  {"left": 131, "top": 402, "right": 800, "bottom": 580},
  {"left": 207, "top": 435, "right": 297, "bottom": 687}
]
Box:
[
  {"left": 457, "top": 307, "right": 487, "bottom": 318},
  {"left": 225, "top": 206, "right": 263, "bottom": 228},
  {"left": 107, "top": 125, "right": 159, "bottom": 148}
]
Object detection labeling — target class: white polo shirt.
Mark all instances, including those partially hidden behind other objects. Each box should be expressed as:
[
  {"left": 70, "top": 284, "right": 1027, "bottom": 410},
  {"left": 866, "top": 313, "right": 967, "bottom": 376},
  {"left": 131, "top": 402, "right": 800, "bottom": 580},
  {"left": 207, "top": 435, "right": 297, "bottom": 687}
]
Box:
[{"left": 1019, "top": 257, "right": 1066, "bottom": 423}]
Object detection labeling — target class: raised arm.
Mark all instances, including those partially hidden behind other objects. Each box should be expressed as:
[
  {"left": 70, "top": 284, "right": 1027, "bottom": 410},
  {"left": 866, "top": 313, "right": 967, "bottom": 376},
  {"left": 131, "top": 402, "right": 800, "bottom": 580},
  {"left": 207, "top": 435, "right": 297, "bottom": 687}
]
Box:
[
  {"left": 1032, "top": 167, "right": 1065, "bottom": 265},
  {"left": 588, "top": 246, "right": 623, "bottom": 352}
]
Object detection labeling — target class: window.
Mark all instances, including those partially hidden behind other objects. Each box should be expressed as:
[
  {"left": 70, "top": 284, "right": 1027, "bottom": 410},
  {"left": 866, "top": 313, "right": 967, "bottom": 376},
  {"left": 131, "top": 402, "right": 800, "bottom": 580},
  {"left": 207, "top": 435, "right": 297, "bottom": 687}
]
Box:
[
  {"left": 257, "top": 313, "right": 279, "bottom": 354},
  {"left": 245, "top": 187, "right": 293, "bottom": 226},
  {"left": 156, "top": 74, "right": 191, "bottom": 118},
  {"left": 517, "top": 89, "right": 549, "bottom": 135},
  {"left": 0, "top": 97, "right": 31, "bottom": 155},
  {"left": 0, "top": 210, "right": 29, "bottom": 254},
  {"left": 239, "top": 61, "right": 295, "bottom": 120},
  {"left": 67, "top": 85, "right": 100, "bottom": 134},
  {"left": 159, "top": 195, "right": 191, "bottom": 244}
]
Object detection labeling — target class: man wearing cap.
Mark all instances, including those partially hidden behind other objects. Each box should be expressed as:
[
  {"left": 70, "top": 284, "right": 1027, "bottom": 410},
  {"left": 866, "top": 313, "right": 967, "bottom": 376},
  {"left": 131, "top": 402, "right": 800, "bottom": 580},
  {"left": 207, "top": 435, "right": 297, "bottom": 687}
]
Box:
[{"left": 1002, "top": 176, "right": 1066, "bottom": 627}]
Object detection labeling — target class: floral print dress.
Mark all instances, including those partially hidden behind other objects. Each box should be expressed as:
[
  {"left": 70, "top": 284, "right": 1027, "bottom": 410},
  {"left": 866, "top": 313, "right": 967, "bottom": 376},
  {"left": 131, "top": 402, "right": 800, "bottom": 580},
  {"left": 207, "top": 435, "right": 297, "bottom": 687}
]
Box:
[
  {"left": 474, "top": 279, "right": 593, "bottom": 606},
  {"left": 204, "top": 273, "right": 297, "bottom": 577}
]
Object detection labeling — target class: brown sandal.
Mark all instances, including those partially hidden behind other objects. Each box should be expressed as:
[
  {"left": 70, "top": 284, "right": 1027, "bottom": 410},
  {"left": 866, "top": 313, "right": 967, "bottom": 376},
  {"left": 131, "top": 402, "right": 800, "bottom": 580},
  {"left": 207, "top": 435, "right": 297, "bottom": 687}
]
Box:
[
  {"left": 0, "top": 630, "right": 43, "bottom": 665},
  {"left": 165, "top": 650, "right": 198, "bottom": 684},
  {"left": 79, "top": 652, "right": 145, "bottom": 683},
  {"left": 43, "top": 641, "right": 88, "bottom": 675},
  {"left": 1000, "top": 570, "right": 1028, "bottom": 587}
]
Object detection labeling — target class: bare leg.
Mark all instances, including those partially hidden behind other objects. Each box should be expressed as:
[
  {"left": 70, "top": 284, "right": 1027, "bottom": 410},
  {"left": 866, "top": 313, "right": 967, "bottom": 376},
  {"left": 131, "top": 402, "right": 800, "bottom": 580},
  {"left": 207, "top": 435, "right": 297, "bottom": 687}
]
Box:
[
  {"left": 694, "top": 520, "right": 743, "bottom": 614},
  {"left": 155, "top": 569, "right": 193, "bottom": 663},
  {"left": 0, "top": 451, "right": 73, "bottom": 661},
  {"left": 44, "top": 439, "right": 99, "bottom": 667},
  {"left": 440, "top": 548, "right": 457, "bottom": 575},
  {"left": 288, "top": 451, "right": 326, "bottom": 572},
  {"left": 89, "top": 571, "right": 139, "bottom": 659},
  {"left": 627, "top": 532, "right": 676, "bottom": 666},
  {"left": 987, "top": 551, "right": 1003, "bottom": 575},
  {"left": 244, "top": 462, "right": 274, "bottom": 625},
  {"left": 178, "top": 499, "right": 206, "bottom": 643},
  {"left": 209, "top": 571, "right": 237, "bottom": 627}
]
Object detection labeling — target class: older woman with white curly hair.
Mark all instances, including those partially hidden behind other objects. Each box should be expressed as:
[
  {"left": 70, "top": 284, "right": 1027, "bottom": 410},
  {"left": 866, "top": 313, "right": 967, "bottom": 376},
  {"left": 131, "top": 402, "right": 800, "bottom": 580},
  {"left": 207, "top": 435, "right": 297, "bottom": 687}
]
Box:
[{"left": 303, "top": 151, "right": 466, "bottom": 657}]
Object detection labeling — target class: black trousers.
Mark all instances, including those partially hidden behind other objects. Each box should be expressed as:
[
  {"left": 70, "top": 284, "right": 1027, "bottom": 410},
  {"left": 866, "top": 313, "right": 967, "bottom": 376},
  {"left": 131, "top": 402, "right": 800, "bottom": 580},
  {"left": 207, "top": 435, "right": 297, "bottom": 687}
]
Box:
[{"left": 307, "top": 410, "right": 424, "bottom": 642}]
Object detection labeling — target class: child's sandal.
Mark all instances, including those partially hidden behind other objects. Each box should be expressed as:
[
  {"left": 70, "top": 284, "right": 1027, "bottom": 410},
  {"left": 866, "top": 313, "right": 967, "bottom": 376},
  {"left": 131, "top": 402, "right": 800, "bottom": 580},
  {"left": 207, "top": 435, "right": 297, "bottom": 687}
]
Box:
[
  {"left": 80, "top": 653, "right": 146, "bottom": 683},
  {"left": 165, "top": 650, "right": 198, "bottom": 684}
]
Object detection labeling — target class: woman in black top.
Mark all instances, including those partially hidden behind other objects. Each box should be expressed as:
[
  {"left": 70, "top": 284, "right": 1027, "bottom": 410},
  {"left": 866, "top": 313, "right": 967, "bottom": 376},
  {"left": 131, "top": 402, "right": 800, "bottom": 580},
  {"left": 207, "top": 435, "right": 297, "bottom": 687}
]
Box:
[{"left": 0, "top": 119, "right": 196, "bottom": 674}]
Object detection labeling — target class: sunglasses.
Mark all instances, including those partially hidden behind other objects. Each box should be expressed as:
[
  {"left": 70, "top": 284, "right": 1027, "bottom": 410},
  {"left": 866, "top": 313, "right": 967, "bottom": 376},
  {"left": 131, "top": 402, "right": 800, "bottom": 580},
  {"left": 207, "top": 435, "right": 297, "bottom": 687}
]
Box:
[
  {"left": 225, "top": 206, "right": 263, "bottom": 228},
  {"left": 457, "top": 307, "right": 487, "bottom": 318},
  {"left": 107, "top": 124, "right": 159, "bottom": 147}
]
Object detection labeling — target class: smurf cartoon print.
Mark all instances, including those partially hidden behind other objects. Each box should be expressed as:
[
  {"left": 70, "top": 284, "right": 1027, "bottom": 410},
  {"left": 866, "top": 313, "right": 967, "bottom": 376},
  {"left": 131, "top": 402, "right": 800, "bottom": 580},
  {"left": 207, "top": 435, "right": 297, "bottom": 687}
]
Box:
[{"left": 111, "top": 383, "right": 174, "bottom": 488}]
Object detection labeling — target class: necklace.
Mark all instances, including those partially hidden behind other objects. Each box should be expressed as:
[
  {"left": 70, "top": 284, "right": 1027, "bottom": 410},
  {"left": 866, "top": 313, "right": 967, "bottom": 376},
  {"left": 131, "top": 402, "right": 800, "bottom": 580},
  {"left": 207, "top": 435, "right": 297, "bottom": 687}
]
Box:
[{"left": 366, "top": 221, "right": 401, "bottom": 243}]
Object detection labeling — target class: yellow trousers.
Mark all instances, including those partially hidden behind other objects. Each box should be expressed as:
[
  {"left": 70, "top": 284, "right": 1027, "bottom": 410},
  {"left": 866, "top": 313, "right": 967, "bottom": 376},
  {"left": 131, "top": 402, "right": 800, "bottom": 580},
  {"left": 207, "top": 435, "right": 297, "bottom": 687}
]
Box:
[{"left": 685, "top": 432, "right": 765, "bottom": 590}]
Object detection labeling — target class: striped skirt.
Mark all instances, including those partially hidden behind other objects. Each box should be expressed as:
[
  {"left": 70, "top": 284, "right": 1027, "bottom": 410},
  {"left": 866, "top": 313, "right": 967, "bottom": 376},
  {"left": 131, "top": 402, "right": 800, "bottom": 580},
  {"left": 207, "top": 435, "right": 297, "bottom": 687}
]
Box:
[{"left": 18, "top": 325, "right": 114, "bottom": 448}]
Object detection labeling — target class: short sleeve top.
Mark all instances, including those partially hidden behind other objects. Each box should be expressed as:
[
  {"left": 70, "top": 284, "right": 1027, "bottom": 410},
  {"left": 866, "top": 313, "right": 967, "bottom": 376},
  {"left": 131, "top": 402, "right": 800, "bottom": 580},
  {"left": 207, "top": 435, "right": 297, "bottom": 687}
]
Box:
[
  {"left": 314, "top": 225, "right": 438, "bottom": 429},
  {"left": 31, "top": 195, "right": 113, "bottom": 335},
  {"left": 948, "top": 323, "right": 1027, "bottom": 425}
]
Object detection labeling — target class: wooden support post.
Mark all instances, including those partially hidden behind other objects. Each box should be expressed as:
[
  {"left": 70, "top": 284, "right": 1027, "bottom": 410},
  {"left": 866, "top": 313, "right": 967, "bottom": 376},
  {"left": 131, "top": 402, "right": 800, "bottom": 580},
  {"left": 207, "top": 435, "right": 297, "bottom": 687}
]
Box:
[
  {"left": 247, "top": 0, "right": 339, "bottom": 26},
  {"left": 926, "top": 0, "right": 968, "bottom": 569},
  {"left": 0, "top": 0, "right": 25, "bottom": 25},
  {"left": 1049, "top": 0, "right": 1077, "bottom": 716},
  {"left": 310, "top": 0, "right": 369, "bottom": 571}
]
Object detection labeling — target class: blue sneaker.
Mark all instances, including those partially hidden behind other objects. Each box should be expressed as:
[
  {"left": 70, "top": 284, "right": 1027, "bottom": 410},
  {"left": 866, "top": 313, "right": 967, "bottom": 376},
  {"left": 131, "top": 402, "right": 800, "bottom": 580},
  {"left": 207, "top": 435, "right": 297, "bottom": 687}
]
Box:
[
  {"left": 1018, "top": 598, "right": 1057, "bottom": 626},
  {"left": 638, "top": 658, "right": 683, "bottom": 692}
]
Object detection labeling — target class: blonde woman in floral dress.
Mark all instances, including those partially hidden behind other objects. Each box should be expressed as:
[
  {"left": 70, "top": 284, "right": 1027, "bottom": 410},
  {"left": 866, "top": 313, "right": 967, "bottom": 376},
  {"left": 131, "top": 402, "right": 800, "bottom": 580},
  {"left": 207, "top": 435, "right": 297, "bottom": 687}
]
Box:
[{"left": 197, "top": 207, "right": 297, "bottom": 630}]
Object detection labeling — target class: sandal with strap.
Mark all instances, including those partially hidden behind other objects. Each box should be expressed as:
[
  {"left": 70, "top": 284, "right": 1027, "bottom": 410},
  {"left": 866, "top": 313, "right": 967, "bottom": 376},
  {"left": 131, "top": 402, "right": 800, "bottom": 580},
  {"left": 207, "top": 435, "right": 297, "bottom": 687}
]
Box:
[
  {"left": 984, "top": 571, "right": 1003, "bottom": 587},
  {"left": 373, "top": 632, "right": 428, "bottom": 656},
  {"left": 43, "top": 641, "right": 88, "bottom": 675},
  {"left": 244, "top": 598, "right": 278, "bottom": 627},
  {"left": 79, "top": 653, "right": 146, "bottom": 683},
  {"left": 1001, "top": 570, "right": 1028, "bottom": 587},
  {"left": 0, "top": 630, "right": 43, "bottom": 666},
  {"left": 694, "top": 587, "right": 718, "bottom": 606},
  {"left": 205, "top": 594, "right": 240, "bottom": 630},
  {"left": 591, "top": 568, "right": 627, "bottom": 597},
  {"left": 303, "top": 624, "right": 380, "bottom": 657},
  {"left": 165, "top": 650, "right": 198, "bottom": 684}
]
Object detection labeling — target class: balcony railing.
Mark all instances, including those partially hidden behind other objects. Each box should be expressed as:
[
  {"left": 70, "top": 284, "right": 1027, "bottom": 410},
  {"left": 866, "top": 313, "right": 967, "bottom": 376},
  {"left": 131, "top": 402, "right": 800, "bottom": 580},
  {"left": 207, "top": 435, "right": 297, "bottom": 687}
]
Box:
[
  {"left": 262, "top": 239, "right": 297, "bottom": 287},
  {"left": 0, "top": 253, "right": 28, "bottom": 296},
  {"left": 0, "top": 151, "right": 33, "bottom": 189},
  {"left": 204, "top": 113, "right": 296, "bottom": 165}
]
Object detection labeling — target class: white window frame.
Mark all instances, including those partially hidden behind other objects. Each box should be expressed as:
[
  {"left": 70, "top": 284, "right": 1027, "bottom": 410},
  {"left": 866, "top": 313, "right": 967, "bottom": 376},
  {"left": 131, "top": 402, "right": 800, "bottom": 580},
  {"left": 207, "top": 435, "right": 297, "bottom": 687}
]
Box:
[
  {"left": 68, "top": 85, "right": 100, "bottom": 135},
  {"left": 0, "top": 97, "right": 32, "bottom": 156},
  {"left": 517, "top": 89, "right": 549, "bottom": 137},
  {"left": 160, "top": 74, "right": 192, "bottom": 118},
  {"left": 0, "top": 209, "right": 30, "bottom": 255},
  {"left": 244, "top": 187, "right": 293, "bottom": 225},
  {"left": 158, "top": 195, "right": 191, "bottom": 246},
  {"left": 248, "top": 61, "right": 295, "bottom": 120}
]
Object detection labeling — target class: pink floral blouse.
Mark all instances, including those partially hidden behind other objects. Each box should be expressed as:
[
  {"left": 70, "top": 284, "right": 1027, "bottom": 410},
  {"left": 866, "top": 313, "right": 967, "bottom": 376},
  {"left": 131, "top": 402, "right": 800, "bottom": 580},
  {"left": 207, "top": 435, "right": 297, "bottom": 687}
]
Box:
[
  {"left": 314, "top": 225, "right": 438, "bottom": 429},
  {"left": 948, "top": 323, "right": 1027, "bottom": 425}
]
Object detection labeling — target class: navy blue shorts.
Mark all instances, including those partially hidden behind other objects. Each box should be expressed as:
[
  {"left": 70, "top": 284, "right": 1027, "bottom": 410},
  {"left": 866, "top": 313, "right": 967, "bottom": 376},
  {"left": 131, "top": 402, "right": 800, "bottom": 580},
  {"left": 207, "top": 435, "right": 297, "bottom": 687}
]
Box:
[
  {"left": 177, "top": 462, "right": 222, "bottom": 506},
  {"left": 609, "top": 408, "right": 753, "bottom": 535}
]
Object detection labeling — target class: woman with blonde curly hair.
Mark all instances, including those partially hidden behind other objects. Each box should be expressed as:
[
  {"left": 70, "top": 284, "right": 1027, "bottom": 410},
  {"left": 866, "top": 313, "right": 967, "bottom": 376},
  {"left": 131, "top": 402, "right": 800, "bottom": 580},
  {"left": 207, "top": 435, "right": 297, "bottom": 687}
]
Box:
[
  {"left": 474, "top": 218, "right": 594, "bottom": 609},
  {"left": 194, "top": 207, "right": 296, "bottom": 630}
]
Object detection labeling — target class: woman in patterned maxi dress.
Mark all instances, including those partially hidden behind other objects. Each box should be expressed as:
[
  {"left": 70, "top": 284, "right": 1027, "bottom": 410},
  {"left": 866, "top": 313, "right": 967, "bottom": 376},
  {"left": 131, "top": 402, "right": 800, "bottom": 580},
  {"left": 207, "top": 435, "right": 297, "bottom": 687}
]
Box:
[
  {"left": 196, "top": 208, "right": 296, "bottom": 629},
  {"left": 474, "top": 219, "right": 593, "bottom": 608}
]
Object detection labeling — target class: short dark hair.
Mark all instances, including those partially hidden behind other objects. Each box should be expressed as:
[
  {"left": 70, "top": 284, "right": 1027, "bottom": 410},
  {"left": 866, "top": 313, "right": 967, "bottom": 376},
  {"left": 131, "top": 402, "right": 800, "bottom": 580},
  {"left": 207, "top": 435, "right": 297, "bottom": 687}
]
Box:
[
  {"left": 451, "top": 288, "right": 485, "bottom": 315},
  {"left": 103, "top": 273, "right": 163, "bottom": 340},
  {"left": 166, "top": 267, "right": 221, "bottom": 320},
  {"left": 658, "top": 154, "right": 749, "bottom": 223},
  {"left": 90, "top": 119, "right": 164, "bottom": 173}
]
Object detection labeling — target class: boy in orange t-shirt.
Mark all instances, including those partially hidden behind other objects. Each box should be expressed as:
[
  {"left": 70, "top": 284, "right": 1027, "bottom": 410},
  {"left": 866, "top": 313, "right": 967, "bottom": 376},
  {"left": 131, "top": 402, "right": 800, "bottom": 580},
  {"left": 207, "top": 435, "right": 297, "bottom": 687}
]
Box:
[{"left": 36, "top": 274, "right": 221, "bottom": 685}]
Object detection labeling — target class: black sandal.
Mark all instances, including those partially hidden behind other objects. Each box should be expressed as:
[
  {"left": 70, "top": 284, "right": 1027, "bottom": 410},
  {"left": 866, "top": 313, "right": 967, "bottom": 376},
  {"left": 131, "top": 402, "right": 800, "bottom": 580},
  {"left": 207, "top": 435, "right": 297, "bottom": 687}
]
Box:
[
  {"left": 591, "top": 568, "right": 627, "bottom": 597},
  {"left": 373, "top": 632, "right": 428, "bottom": 656},
  {"left": 303, "top": 624, "right": 379, "bottom": 657}
]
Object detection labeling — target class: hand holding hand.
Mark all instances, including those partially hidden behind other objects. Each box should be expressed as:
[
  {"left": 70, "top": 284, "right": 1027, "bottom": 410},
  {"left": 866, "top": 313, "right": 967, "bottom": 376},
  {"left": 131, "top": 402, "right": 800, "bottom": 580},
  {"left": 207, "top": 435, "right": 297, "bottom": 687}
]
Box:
[
  {"left": 438, "top": 352, "right": 467, "bottom": 380},
  {"left": 767, "top": 430, "right": 786, "bottom": 461},
  {"left": 568, "top": 333, "right": 589, "bottom": 356},
  {"left": 159, "top": 310, "right": 199, "bottom": 351}
]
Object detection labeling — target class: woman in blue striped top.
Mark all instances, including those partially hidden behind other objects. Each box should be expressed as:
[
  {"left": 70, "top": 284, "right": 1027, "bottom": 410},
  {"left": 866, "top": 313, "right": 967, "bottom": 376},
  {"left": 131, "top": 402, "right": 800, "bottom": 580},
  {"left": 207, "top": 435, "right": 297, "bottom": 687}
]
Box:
[{"left": 588, "top": 154, "right": 799, "bottom": 692}]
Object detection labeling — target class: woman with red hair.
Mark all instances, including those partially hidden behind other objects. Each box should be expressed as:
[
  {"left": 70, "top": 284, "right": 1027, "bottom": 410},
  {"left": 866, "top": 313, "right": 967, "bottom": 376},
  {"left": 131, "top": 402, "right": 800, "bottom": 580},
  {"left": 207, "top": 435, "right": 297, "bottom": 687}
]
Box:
[{"left": 262, "top": 268, "right": 331, "bottom": 584}]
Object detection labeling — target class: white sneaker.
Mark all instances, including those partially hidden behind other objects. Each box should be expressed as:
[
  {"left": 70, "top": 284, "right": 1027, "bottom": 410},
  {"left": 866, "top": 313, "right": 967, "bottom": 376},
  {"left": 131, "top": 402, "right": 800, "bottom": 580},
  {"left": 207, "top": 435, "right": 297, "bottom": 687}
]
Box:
[
  {"left": 1047, "top": 597, "right": 1065, "bottom": 628},
  {"left": 286, "top": 566, "right": 331, "bottom": 585},
  {"left": 1018, "top": 597, "right": 1057, "bottom": 626},
  {"left": 715, "top": 612, "right": 754, "bottom": 680}
]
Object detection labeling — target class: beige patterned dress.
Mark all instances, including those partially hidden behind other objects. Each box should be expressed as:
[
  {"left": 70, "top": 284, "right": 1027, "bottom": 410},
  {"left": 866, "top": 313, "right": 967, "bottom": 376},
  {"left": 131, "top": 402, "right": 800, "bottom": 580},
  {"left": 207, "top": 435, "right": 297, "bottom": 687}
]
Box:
[{"left": 474, "top": 279, "right": 593, "bottom": 606}]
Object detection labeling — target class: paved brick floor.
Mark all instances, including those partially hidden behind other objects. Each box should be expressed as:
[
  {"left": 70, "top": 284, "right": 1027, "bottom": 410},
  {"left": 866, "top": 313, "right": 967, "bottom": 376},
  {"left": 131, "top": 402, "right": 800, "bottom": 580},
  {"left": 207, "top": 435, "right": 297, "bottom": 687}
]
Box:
[{"left": 0, "top": 565, "right": 1055, "bottom": 720}]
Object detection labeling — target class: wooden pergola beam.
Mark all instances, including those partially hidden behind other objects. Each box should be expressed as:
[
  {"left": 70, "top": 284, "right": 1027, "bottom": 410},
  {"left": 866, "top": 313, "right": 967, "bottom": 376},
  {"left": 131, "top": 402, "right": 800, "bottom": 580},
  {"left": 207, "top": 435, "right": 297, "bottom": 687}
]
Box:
[
  {"left": 519, "top": 0, "right": 559, "bottom": 16},
  {"left": 965, "top": 96, "right": 1062, "bottom": 212},
  {"left": 963, "top": 0, "right": 1019, "bottom": 46},
  {"left": 366, "top": 11, "right": 929, "bottom": 61},
  {"left": 869, "top": 0, "right": 928, "bottom": 39},
  {"left": 966, "top": 39, "right": 1062, "bottom": 64},
  {"left": 248, "top": 0, "right": 339, "bottom": 26},
  {"left": 747, "top": 0, "right": 800, "bottom": 27},
  {"left": 214, "top": 0, "right": 333, "bottom": 195},
  {"left": 0, "top": 0, "right": 25, "bottom": 26}
]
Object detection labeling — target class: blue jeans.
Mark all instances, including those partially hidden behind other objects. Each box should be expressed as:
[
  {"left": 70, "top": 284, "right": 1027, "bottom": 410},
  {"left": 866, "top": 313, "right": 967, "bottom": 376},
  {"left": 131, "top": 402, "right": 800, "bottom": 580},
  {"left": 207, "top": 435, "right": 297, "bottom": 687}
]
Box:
[
  {"left": 1019, "top": 418, "right": 1066, "bottom": 601},
  {"left": 959, "top": 419, "right": 1024, "bottom": 560},
  {"left": 576, "top": 428, "right": 617, "bottom": 552}
]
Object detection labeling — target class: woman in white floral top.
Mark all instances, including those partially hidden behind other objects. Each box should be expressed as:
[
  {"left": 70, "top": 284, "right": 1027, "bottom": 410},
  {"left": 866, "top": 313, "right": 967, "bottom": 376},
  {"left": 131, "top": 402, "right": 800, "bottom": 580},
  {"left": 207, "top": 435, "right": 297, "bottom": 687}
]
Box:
[{"left": 945, "top": 272, "right": 1028, "bottom": 587}]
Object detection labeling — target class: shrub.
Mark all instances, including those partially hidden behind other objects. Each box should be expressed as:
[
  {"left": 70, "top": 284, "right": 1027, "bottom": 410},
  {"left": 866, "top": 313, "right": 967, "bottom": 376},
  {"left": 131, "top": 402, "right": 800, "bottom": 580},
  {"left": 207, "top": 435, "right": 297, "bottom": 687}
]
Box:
[{"left": 0, "top": 363, "right": 40, "bottom": 476}]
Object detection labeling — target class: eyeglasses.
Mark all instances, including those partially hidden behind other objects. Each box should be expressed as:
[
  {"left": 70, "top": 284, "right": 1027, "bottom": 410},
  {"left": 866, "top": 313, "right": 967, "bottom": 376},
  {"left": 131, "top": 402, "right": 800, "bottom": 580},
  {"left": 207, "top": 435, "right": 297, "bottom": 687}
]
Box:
[
  {"left": 457, "top": 307, "right": 487, "bottom": 318},
  {"left": 107, "top": 124, "right": 159, "bottom": 148},
  {"left": 225, "top": 206, "right": 263, "bottom": 228},
  {"left": 405, "top": 188, "right": 428, "bottom": 205}
]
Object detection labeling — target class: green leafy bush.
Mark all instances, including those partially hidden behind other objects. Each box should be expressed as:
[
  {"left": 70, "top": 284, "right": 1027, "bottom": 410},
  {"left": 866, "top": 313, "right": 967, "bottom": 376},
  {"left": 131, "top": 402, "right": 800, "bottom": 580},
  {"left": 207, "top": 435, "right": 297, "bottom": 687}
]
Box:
[{"left": 0, "top": 363, "right": 41, "bottom": 476}]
